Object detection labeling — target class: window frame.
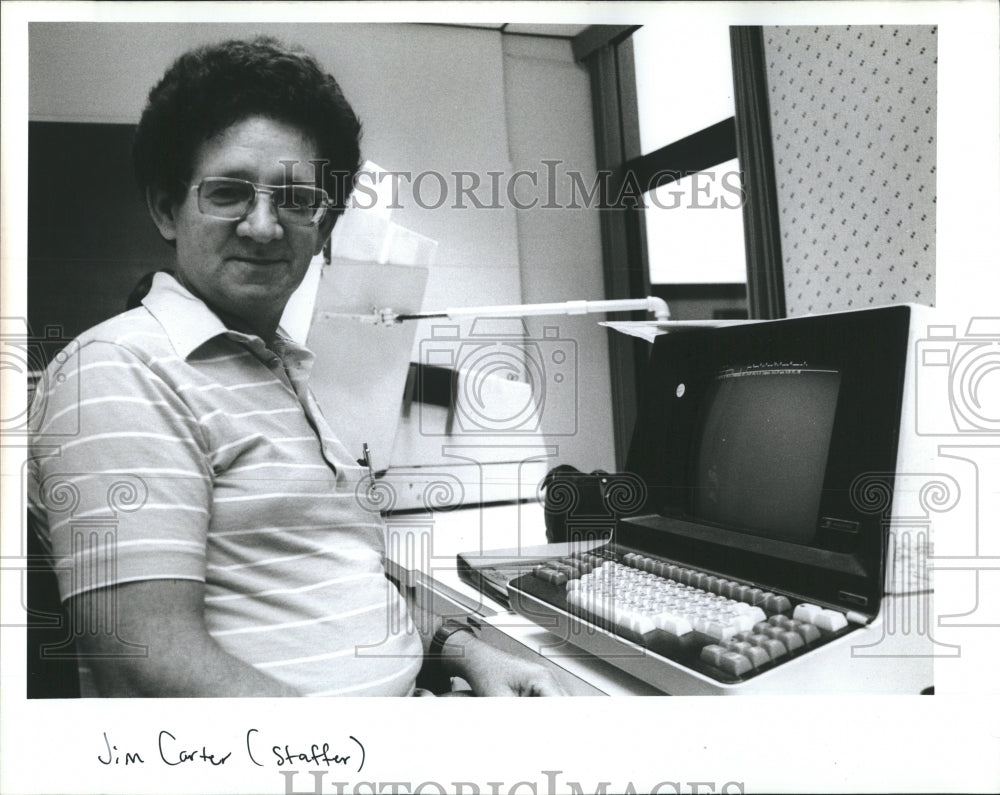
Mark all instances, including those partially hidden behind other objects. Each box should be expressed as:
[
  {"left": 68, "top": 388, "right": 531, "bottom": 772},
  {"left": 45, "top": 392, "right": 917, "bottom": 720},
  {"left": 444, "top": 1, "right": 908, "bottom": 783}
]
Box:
[{"left": 573, "top": 24, "right": 785, "bottom": 466}]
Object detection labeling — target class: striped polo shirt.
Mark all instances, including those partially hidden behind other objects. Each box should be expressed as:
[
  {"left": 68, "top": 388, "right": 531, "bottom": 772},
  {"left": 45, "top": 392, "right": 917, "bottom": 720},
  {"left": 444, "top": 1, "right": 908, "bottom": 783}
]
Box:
[{"left": 28, "top": 272, "right": 423, "bottom": 696}]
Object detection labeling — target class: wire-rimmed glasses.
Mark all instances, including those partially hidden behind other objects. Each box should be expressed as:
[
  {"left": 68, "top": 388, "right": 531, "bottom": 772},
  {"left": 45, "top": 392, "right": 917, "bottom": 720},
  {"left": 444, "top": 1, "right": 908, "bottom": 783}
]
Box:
[{"left": 191, "top": 177, "right": 332, "bottom": 226}]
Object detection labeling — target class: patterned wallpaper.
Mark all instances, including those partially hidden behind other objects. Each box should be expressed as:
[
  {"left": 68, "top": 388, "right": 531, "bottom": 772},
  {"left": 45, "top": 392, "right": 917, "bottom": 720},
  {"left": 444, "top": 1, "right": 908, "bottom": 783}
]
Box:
[{"left": 763, "top": 25, "right": 937, "bottom": 315}]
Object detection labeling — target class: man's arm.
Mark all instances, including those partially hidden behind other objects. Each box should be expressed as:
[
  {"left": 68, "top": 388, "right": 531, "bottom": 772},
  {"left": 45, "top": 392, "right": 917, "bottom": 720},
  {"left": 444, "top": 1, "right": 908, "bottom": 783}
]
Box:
[
  {"left": 401, "top": 581, "right": 565, "bottom": 696},
  {"left": 69, "top": 579, "right": 300, "bottom": 697},
  {"left": 33, "top": 342, "right": 291, "bottom": 696}
]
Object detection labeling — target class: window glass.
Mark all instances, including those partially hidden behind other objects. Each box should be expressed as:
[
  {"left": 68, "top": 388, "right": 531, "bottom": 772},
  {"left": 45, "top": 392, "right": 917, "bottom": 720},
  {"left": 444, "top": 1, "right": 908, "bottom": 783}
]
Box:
[
  {"left": 645, "top": 158, "right": 746, "bottom": 285},
  {"left": 633, "top": 23, "right": 736, "bottom": 154}
]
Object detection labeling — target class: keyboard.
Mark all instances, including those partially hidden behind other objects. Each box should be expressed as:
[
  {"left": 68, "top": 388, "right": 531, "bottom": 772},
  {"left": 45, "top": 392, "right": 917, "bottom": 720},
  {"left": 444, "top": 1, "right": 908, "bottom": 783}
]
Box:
[
  {"left": 456, "top": 539, "right": 611, "bottom": 610},
  {"left": 507, "top": 548, "right": 857, "bottom": 688}
]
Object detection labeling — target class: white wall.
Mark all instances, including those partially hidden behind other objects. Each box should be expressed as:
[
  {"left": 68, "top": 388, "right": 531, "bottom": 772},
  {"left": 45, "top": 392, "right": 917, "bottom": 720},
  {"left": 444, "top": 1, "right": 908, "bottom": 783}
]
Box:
[
  {"left": 28, "top": 22, "right": 615, "bottom": 473},
  {"left": 29, "top": 23, "right": 520, "bottom": 274},
  {"left": 502, "top": 34, "right": 615, "bottom": 472}
]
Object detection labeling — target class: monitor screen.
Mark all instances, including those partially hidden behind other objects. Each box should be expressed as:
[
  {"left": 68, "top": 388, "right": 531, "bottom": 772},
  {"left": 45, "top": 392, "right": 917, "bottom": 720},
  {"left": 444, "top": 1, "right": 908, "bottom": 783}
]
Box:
[{"left": 692, "top": 366, "right": 841, "bottom": 545}]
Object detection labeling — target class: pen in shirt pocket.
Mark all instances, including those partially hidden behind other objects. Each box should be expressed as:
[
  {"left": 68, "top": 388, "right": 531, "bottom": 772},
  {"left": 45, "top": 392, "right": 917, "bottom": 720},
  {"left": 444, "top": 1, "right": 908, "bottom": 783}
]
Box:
[{"left": 357, "top": 443, "right": 375, "bottom": 490}]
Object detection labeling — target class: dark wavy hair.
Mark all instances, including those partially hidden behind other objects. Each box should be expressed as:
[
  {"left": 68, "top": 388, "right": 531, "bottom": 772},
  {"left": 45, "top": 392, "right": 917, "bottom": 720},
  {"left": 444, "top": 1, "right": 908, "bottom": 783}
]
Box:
[{"left": 132, "top": 36, "right": 362, "bottom": 219}]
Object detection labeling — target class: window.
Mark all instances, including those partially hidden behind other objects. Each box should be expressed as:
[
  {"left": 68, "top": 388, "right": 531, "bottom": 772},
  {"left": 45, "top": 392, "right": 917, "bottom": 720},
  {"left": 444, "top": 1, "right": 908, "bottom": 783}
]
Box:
[
  {"left": 633, "top": 23, "right": 736, "bottom": 151},
  {"left": 643, "top": 160, "right": 746, "bottom": 285},
  {"left": 632, "top": 23, "right": 748, "bottom": 307}
]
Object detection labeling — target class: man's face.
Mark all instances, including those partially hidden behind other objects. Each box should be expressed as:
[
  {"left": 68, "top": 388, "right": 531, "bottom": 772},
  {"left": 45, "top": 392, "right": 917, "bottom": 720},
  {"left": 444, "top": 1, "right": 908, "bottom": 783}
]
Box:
[{"left": 150, "top": 115, "right": 331, "bottom": 332}]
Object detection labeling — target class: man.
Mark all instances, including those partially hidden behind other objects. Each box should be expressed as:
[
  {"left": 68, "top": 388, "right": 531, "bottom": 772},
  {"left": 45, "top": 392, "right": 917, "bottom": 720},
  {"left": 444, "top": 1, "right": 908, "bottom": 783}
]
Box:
[{"left": 28, "top": 36, "right": 562, "bottom": 697}]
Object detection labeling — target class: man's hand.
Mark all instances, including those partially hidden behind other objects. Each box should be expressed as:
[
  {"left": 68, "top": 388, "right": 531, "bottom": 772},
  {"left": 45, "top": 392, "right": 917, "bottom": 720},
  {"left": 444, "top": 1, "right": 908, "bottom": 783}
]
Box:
[{"left": 441, "top": 632, "right": 566, "bottom": 696}]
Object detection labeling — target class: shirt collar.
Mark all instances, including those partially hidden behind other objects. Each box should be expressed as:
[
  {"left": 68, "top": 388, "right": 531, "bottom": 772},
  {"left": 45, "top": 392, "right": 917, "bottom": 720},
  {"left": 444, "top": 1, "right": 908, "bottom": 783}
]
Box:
[
  {"left": 141, "top": 271, "right": 305, "bottom": 362},
  {"left": 141, "top": 272, "right": 232, "bottom": 358}
]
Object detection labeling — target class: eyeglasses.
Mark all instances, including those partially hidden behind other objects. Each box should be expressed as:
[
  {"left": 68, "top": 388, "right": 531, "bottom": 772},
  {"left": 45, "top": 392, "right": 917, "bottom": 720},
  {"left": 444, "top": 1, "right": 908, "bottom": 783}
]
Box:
[{"left": 191, "top": 177, "right": 332, "bottom": 226}]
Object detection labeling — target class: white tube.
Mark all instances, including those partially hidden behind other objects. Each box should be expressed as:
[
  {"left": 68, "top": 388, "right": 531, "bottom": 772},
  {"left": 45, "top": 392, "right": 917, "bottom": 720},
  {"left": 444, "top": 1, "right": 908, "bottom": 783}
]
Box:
[
  {"left": 319, "top": 296, "right": 672, "bottom": 325},
  {"left": 441, "top": 296, "right": 670, "bottom": 321}
]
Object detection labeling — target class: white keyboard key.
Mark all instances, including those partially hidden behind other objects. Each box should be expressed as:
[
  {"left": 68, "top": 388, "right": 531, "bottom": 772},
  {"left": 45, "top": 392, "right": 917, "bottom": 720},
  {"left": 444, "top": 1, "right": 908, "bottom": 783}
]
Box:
[
  {"left": 734, "top": 604, "right": 767, "bottom": 624},
  {"left": 653, "top": 612, "right": 693, "bottom": 636},
  {"left": 704, "top": 620, "right": 739, "bottom": 642},
  {"left": 610, "top": 607, "right": 628, "bottom": 630},
  {"left": 602, "top": 600, "right": 622, "bottom": 624},
  {"left": 590, "top": 596, "right": 613, "bottom": 622},
  {"left": 813, "top": 608, "right": 848, "bottom": 633},
  {"left": 734, "top": 614, "right": 758, "bottom": 633},
  {"left": 614, "top": 606, "right": 638, "bottom": 631},
  {"left": 631, "top": 614, "right": 656, "bottom": 635},
  {"left": 793, "top": 603, "right": 824, "bottom": 624}
]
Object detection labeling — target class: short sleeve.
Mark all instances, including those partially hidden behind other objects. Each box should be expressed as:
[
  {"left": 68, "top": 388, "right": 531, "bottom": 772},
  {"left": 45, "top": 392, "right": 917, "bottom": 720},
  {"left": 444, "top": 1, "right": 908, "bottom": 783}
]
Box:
[{"left": 28, "top": 339, "right": 213, "bottom": 600}]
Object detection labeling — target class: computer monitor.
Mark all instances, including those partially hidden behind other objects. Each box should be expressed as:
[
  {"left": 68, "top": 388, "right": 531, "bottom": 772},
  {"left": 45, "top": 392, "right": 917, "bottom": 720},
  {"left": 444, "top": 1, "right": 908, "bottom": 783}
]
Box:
[{"left": 620, "top": 304, "right": 931, "bottom": 619}]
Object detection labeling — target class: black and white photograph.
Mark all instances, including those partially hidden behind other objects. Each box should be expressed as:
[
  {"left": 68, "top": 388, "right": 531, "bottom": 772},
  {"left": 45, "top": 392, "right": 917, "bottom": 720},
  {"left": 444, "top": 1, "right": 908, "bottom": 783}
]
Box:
[{"left": 2, "top": 1, "right": 998, "bottom": 793}]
